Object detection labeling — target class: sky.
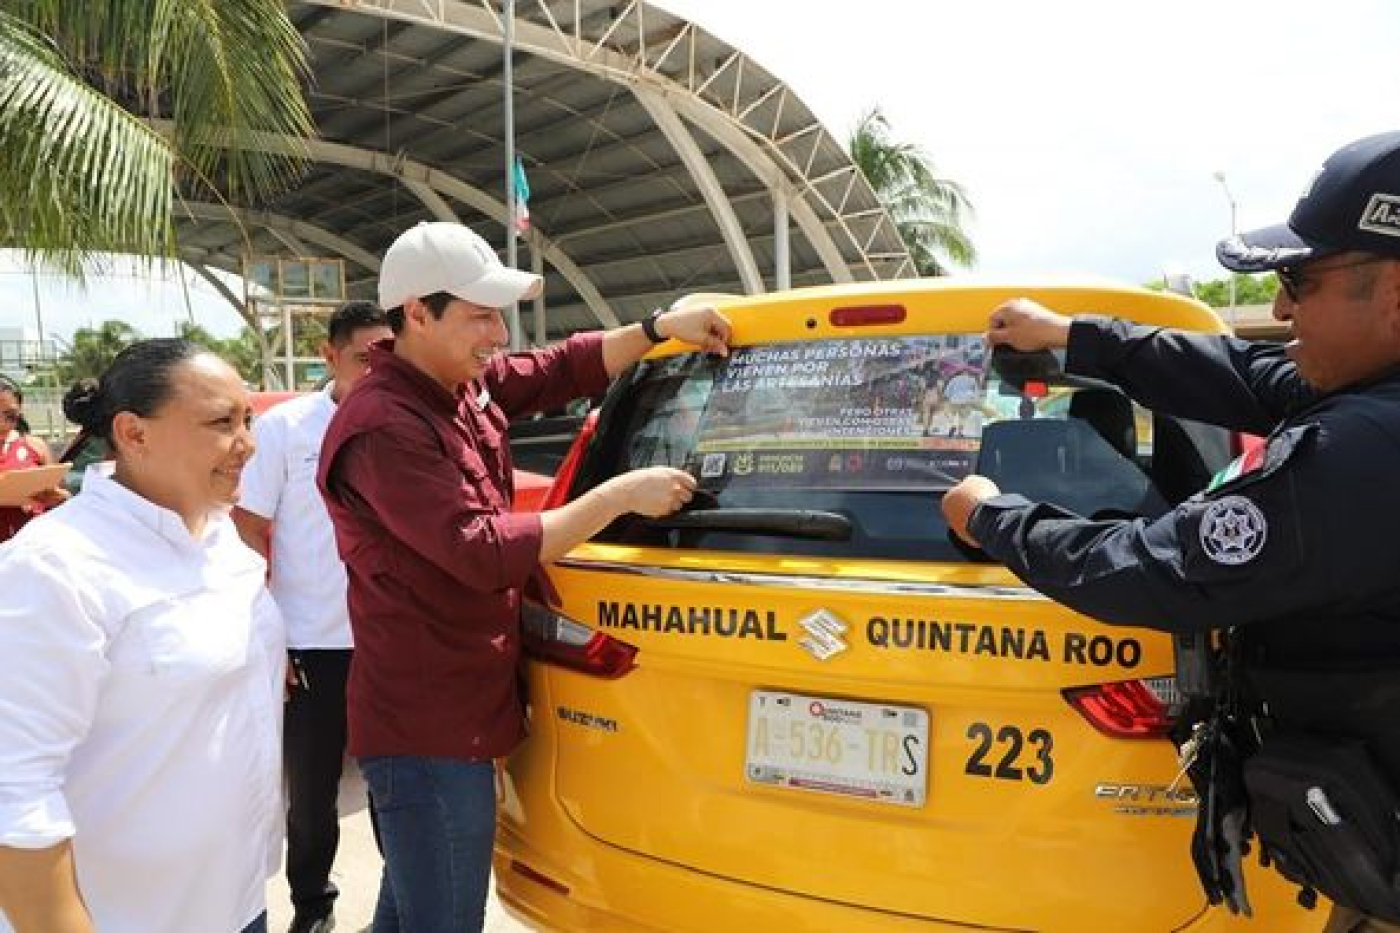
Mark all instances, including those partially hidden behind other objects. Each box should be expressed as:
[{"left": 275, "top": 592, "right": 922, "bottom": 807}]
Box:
[
  {"left": 0, "top": 253, "right": 242, "bottom": 349},
  {"left": 653, "top": 0, "right": 1400, "bottom": 282},
  {"left": 7, "top": 0, "right": 1399, "bottom": 345}
]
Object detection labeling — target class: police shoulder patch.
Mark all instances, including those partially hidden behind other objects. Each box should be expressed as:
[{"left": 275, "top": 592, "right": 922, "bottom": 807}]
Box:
[{"left": 1198, "top": 495, "right": 1268, "bottom": 566}]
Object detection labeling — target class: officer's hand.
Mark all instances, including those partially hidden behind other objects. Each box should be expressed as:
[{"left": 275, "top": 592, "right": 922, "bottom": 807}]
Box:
[
  {"left": 987, "top": 298, "right": 1073, "bottom": 351},
  {"left": 654, "top": 304, "right": 732, "bottom": 357},
  {"left": 611, "top": 466, "right": 697, "bottom": 518},
  {"left": 942, "top": 475, "right": 1000, "bottom": 546}
]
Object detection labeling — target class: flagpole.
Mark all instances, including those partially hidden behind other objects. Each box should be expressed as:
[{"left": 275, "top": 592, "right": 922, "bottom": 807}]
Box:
[
  {"left": 29, "top": 265, "right": 44, "bottom": 351},
  {"left": 503, "top": 0, "right": 521, "bottom": 350}
]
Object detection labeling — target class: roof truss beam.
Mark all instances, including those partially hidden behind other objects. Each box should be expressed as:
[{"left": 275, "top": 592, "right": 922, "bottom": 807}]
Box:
[
  {"left": 177, "top": 202, "right": 383, "bottom": 272},
  {"left": 301, "top": 0, "right": 867, "bottom": 282},
  {"left": 156, "top": 121, "right": 620, "bottom": 328},
  {"left": 634, "top": 87, "right": 761, "bottom": 294}
]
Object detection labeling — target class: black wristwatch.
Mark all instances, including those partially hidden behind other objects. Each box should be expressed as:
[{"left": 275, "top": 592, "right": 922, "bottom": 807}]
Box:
[{"left": 640, "top": 308, "right": 667, "bottom": 344}]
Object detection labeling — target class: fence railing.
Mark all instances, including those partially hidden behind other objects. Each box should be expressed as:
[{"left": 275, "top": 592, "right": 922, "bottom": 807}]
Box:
[{"left": 13, "top": 387, "right": 76, "bottom": 449}]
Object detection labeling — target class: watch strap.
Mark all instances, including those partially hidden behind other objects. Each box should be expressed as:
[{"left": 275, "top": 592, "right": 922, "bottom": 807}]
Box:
[{"left": 641, "top": 309, "right": 666, "bottom": 343}]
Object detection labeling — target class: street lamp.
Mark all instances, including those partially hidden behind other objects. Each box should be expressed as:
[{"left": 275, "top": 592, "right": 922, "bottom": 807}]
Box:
[{"left": 1212, "top": 171, "right": 1238, "bottom": 322}]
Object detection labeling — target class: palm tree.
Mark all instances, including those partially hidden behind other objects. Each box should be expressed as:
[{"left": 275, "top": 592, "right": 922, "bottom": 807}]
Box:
[
  {"left": 56, "top": 319, "right": 141, "bottom": 383},
  {"left": 848, "top": 107, "right": 976, "bottom": 276},
  {"left": 178, "top": 321, "right": 265, "bottom": 384},
  {"left": 0, "top": 1, "right": 313, "bottom": 274}
]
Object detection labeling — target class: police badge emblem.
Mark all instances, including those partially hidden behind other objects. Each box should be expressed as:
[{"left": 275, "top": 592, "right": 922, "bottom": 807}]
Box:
[{"left": 1199, "top": 495, "right": 1268, "bottom": 566}]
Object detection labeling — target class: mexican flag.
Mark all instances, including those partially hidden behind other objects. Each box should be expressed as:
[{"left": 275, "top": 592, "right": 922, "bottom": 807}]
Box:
[
  {"left": 1206, "top": 441, "right": 1266, "bottom": 492},
  {"left": 512, "top": 156, "right": 531, "bottom": 234}
]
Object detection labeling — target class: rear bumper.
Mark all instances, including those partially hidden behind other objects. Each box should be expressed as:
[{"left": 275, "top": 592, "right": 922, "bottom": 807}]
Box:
[
  {"left": 496, "top": 805, "right": 1325, "bottom": 933},
  {"left": 498, "top": 825, "right": 1321, "bottom": 933},
  {"left": 494, "top": 821, "right": 1026, "bottom": 933}
]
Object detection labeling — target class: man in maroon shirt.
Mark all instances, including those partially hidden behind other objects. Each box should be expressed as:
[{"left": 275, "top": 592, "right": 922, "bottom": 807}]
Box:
[{"left": 317, "top": 221, "right": 731, "bottom": 933}]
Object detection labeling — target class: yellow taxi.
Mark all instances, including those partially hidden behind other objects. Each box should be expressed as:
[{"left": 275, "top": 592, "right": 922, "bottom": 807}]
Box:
[{"left": 494, "top": 281, "right": 1322, "bottom": 932}]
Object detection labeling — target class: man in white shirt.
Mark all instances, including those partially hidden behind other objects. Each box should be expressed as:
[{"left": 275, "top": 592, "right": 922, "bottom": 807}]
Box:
[{"left": 234, "top": 301, "right": 391, "bottom": 933}]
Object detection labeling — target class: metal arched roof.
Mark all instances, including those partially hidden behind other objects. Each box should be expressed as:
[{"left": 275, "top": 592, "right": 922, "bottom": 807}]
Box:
[{"left": 173, "top": 0, "right": 912, "bottom": 342}]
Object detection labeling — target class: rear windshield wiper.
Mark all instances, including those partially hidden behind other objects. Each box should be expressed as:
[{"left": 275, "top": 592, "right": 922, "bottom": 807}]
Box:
[{"left": 641, "top": 508, "right": 853, "bottom": 541}]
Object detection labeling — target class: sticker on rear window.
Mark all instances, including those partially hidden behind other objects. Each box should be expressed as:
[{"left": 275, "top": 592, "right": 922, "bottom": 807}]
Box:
[{"left": 692, "top": 336, "right": 996, "bottom": 490}]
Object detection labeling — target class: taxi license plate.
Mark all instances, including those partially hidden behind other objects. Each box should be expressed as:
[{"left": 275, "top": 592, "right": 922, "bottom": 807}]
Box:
[{"left": 745, "top": 690, "right": 929, "bottom": 807}]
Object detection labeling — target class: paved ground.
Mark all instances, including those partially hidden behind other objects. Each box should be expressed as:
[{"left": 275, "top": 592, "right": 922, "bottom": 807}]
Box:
[{"left": 265, "top": 770, "right": 531, "bottom": 933}]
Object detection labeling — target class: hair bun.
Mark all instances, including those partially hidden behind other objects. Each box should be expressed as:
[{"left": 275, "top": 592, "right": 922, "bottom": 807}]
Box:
[{"left": 62, "top": 378, "right": 103, "bottom": 431}]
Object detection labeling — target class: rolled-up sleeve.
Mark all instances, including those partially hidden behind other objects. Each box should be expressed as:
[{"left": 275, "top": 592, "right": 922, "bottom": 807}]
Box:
[
  {"left": 486, "top": 331, "right": 609, "bottom": 419},
  {"left": 0, "top": 545, "right": 107, "bottom": 848},
  {"left": 332, "top": 424, "right": 543, "bottom": 593}
]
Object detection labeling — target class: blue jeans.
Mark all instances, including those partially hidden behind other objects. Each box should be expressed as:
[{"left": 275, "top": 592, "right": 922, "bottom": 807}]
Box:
[
  {"left": 240, "top": 913, "right": 267, "bottom": 933},
  {"left": 359, "top": 756, "right": 497, "bottom": 933}
]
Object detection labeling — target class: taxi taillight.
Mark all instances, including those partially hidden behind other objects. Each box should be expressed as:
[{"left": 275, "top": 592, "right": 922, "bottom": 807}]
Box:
[
  {"left": 521, "top": 601, "right": 637, "bottom": 678},
  {"left": 829, "top": 304, "right": 907, "bottom": 327},
  {"left": 1062, "top": 676, "right": 1179, "bottom": 738}
]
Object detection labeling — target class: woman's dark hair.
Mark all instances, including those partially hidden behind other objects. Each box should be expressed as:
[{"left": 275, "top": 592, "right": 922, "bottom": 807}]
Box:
[
  {"left": 59, "top": 377, "right": 100, "bottom": 457},
  {"left": 0, "top": 377, "right": 30, "bottom": 434},
  {"left": 61, "top": 378, "right": 99, "bottom": 424},
  {"left": 64, "top": 339, "right": 204, "bottom": 445},
  {"left": 385, "top": 291, "right": 454, "bottom": 334}
]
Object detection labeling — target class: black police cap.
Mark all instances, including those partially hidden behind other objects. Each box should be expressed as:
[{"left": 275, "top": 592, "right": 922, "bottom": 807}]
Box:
[{"left": 1216, "top": 131, "right": 1400, "bottom": 272}]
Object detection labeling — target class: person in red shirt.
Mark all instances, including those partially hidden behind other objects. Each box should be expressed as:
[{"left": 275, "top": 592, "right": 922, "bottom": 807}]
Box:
[
  {"left": 318, "top": 221, "right": 731, "bottom": 933},
  {"left": 0, "top": 378, "right": 62, "bottom": 542}
]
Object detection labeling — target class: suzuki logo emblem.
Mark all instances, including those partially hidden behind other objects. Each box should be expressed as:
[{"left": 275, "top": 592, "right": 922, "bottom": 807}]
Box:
[{"left": 797, "top": 608, "right": 849, "bottom": 661}]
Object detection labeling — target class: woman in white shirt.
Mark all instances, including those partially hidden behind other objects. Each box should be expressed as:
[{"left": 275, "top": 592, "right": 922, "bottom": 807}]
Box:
[{"left": 0, "top": 339, "right": 285, "bottom": 933}]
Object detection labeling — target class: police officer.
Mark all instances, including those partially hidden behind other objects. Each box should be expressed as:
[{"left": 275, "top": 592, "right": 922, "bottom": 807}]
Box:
[{"left": 943, "top": 131, "right": 1400, "bottom": 933}]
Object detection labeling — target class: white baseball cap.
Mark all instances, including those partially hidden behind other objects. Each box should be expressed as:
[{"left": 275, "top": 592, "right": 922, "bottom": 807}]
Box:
[{"left": 378, "top": 221, "right": 543, "bottom": 310}]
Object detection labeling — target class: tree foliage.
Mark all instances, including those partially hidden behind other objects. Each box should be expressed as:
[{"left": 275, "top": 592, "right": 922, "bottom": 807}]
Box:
[
  {"left": 847, "top": 107, "right": 976, "bottom": 276},
  {"left": 177, "top": 322, "right": 264, "bottom": 384},
  {"left": 55, "top": 319, "right": 140, "bottom": 383},
  {"left": 55, "top": 319, "right": 265, "bottom": 385},
  {"left": 1192, "top": 273, "right": 1280, "bottom": 308},
  {"left": 1148, "top": 273, "right": 1280, "bottom": 308},
  {"left": 0, "top": 1, "right": 313, "bottom": 274}
]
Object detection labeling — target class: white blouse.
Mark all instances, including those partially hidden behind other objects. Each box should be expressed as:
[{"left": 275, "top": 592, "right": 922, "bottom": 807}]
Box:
[{"left": 0, "top": 468, "right": 285, "bottom": 933}]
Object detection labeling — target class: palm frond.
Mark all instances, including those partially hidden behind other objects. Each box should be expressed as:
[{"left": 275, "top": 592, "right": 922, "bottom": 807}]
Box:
[
  {"left": 848, "top": 106, "right": 977, "bottom": 275},
  {"left": 0, "top": 10, "right": 174, "bottom": 272},
  {"left": 164, "top": 0, "right": 315, "bottom": 200},
  {"left": 899, "top": 219, "right": 978, "bottom": 273},
  {"left": 26, "top": 0, "right": 315, "bottom": 199},
  {"left": 2, "top": 0, "right": 313, "bottom": 271}
]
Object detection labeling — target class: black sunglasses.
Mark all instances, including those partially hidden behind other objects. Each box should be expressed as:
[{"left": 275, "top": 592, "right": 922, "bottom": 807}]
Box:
[{"left": 1276, "top": 256, "right": 1390, "bottom": 303}]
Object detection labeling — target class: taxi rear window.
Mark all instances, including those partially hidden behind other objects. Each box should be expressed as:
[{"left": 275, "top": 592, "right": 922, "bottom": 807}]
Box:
[{"left": 573, "top": 334, "right": 1230, "bottom": 562}]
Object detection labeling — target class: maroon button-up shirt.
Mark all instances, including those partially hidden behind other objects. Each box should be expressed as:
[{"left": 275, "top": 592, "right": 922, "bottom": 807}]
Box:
[{"left": 317, "top": 334, "right": 608, "bottom": 760}]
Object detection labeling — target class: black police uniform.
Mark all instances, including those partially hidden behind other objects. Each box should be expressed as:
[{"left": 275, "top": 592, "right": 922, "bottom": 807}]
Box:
[
  {"left": 972, "top": 315, "right": 1400, "bottom": 660},
  {"left": 968, "top": 315, "right": 1400, "bottom": 923}
]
